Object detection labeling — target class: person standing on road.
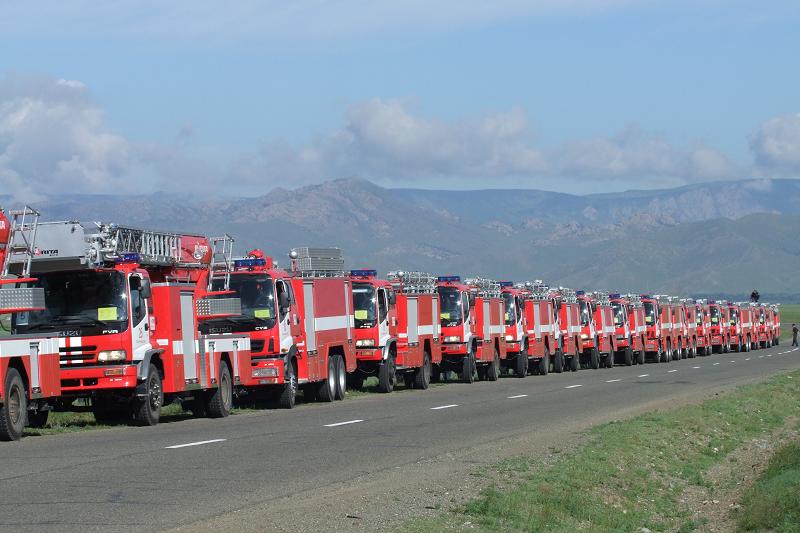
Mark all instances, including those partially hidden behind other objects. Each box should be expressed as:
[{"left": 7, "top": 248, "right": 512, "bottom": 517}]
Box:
[{"left": 793, "top": 323, "right": 799, "bottom": 347}]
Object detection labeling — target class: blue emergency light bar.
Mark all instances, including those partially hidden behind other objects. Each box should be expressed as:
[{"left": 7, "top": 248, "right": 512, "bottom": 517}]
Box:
[
  {"left": 234, "top": 258, "right": 267, "bottom": 269},
  {"left": 609, "top": 293, "right": 621, "bottom": 299},
  {"left": 116, "top": 253, "right": 141, "bottom": 263},
  {"left": 498, "top": 281, "right": 514, "bottom": 287},
  {"left": 437, "top": 275, "right": 461, "bottom": 283},
  {"left": 575, "top": 290, "right": 586, "bottom": 296},
  {"left": 350, "top": 269, "right": 377, "bottom": 277}
]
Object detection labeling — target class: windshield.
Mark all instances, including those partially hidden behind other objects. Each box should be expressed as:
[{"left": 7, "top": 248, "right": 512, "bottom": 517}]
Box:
[
  {"left": 710, "top": 306, "right": 720, "bottom": 324},
  {"left": 759, "top": 311, "right": 765, "bottom": 324},
  {"left": 612, "top": 302, "right": 626, "bottom": 327},
  {"left": 438, "top": 286, "right": 464, "bottom": 327},
  {"left": 503, "top": 293, "right": 517, "bottom": 326},
  {"left": 579, "top": 300, "right": 591, "bottom": 326},
  {"left": 204, "top": 274, "right": 277, "bottom": 332},
  {"left": 644, "top": 302, "right": 656, "bottom": 325},
  {"left": 696, "top": 310, "right": 702, "bottom": 326},
  {"left": 353, "top": 282, "right": 377, "bottom": 328},
  {"left": 729, "top": 309, "right": 738, "bottom": 325},
  {"left": 13, "top": 270, "right": 129, "bottom": 335}
]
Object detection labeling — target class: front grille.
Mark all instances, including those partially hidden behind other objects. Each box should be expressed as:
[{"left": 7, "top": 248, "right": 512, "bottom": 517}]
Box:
[
  {"left": 250, "top": 339, "right": 265, "bottom": 354},
  {"left": 59, "top": 345, "right": 98, "bottom": 364}
]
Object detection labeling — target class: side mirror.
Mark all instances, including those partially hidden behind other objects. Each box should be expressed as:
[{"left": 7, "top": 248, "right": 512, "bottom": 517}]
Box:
[
  {"left": 279, "top": 291, "right": 289, "bottom": 311},
  {"left": 387, "top": 291, "right": 396, "bottom": 306},
  {"left": 139, "top": 278, "right": 152, "bottom": 299}
]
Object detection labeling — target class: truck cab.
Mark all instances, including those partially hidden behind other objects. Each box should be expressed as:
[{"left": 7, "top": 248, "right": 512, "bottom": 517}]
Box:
[
  {"left": 500, "top": 282, "right": 529, "bottom": 377},
  {"left": 708, "top": 300, "right": 730, "bottom": 353},
  {"left": 610, "top": 293, "right": 636, "bottom": 365},
  {"left": 437, "top": 276, "right": 476, "bottom": 382}
]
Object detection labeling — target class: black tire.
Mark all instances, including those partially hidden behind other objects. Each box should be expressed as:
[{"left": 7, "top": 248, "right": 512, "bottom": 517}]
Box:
[
  {"left": 538, "top": 353, "right": 550, "bottom": 375},
  {"left": 0, "top": 368, "right": 27, "bottom": 441},
  {"left": 689, "top": 340, "right": 697, "bottom": 358},
  {"left": 589, "top": 348, "right": 599, "bottom": 370},
  {"left": 377, "top": 355, "right": 396, "bottom": 393},
  {"left": 278, "top": 359, "right": 297, "bottom": 409},
  {"left": 430, "top": 364, "right": 441, "bottom": 383},
  {"left": 462, "top": 352, "right": 475, "bottom": 384},
  {"left": 515, "top": 352, "right": 527, "bottom": 378},
  {"left": 624, "top": 347, "right": 633, "bottom": 366},
  {"left": 334, "top": 355, "right": 346, "bottom": 401},
  {"left": 637, "top": 348, "right": 645, "bottom": 365},
  {"left": 569, "top": 353, "right": 579, "bottom": 372},
  {"left": 487, "top": 350, "right": 500, "bottom": 381},
  {"left": 133, "top": 363, "right": 162, "bottom": 426},
  {"left": 27, "top": 409, "right": 49, "bottom": 429},
  {"left": 552, "top": 349, "right": 564, "bottom": 373},
  {"left": 317, "top": 356, "right": 337, "bottom": 402},
  {"left": 206, "top": 362, "right": 233, "bottom": 418},
  {"left": 403, "top": 372, "right": 414, "bottom": 388},
  {"left": 414, "top": 353, "right": 431, "bottom": 389}
]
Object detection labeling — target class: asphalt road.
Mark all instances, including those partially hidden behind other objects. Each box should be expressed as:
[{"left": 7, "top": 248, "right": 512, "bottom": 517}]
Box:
[{"left": 1, "top": 343, "right": 799, "bottom": 532}]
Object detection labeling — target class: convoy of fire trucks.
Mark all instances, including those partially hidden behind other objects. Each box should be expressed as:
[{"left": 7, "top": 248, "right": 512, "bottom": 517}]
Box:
[{"left": 0, "top": 206, "right": 786, "bottom": 440}]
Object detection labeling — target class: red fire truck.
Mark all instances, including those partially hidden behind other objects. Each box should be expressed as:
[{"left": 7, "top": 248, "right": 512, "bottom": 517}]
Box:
[
  {"left": 437, "top": 275, "right": 476, "bottom": 382},
  {"left": 708, "top": 300, "right": 731, "bottom": 353},
  {"left": 0, "top": 207, "right": 61, "bottom": 440},
  {"left": 679, "top": 299, "right": 698, "bottom": 358},
  {"left": 726, "top": 302, "right": 746, "bottom": 352},
  {"left": 8, "top": 220, "right": 251, "bottom": 425},
  {"left": 203, "top": 247, "right": 355, "bottom": 408},
  {"left": 755, "top": 304, "right": 773, "bottom": 348},
  {"left": 771, "top": 304, "right": 781, "bottom": 345},
  {"left": 610, "top": 293, "right": 646, "bottom": 365},
  {"left": 465, "top": 278, "right": 507, "bottom": 381},
  {"left": 524, "top": 282, "right": 564, "bottom": 374},
  {"left": 641, "top": 295, "right": 676, "bottom": 362},
  {"left": 499, "top": 281, "right": 530, "bottom": 377},
  {"left": 552, "top": 287, "right": 583, "bottom": 372},
  {"left": 578, "top": 291, "right": 618, "bottom": 368},
  {"left": 737, "top": 302, "right": 757, "bottom": 352},
  {"left": 346, "top": 269, "right": 438, "bottom": 393},
  {"left": 693, "top": 300, "right": 712, "bottom": 356}
]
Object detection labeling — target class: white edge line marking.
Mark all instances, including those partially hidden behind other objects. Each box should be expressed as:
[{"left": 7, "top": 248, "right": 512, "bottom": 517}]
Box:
[
  {"left": 165, "top": 439, "right": 226, "bottom": 449},
  {"left": 746, "top": 358, "right": 751, "bottom": 361},
  {"left": 430, "top": 404, "right": 458, "bottom": 410},
  {"left": 692, "top": 366, "right": 701, "bottom": 369},
  {"left": 606, "top": 379, "right": 621, "bottom": 383},
  {"left": 713, "top": 362, "right": 720, "bottom": 365},
  {"left": 564, "top": 384, "right": 583, "bottom": 389},
  {"left": 324, "top": 419, "right": 364, "bottom": 427},
  {"left": 730, "top": 360, "right": 736, "bottom": 362},
  {"left": 668, "top": 369, "right": 677, "bottom": 373},
  {"left": 637, "top": 374, "right": 649, "bottom": 378},
  {"left": 507, "top": 394, "right": 528, "bottom": 399}
]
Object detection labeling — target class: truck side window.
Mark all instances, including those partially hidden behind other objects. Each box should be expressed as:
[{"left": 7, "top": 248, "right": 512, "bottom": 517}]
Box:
[
  {"left": 378, "top": 289, "right": 388, "bottom": 323},
  {"left": 462, "top": 293, "right": 470, "bottom": 320},
  {"left": 276, "top": 280, "right": 289, "bottom": 322},
  {"left": 129, "top": 276, "right": 146, "bottom": 326}
]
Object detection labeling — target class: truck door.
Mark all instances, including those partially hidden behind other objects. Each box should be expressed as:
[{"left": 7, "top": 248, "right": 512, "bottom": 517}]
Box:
[
  {"left": 275, "top": 279, "right": 293, "bottom": 352},
  {"left": 128, "top": 274, "right": 152, "bottom": 363},
  {"left": 461, "top": 291, "right": 471, "bottom": 343},
  {"left": 377, "top": 288, "right": 390, "bottom": 347}
]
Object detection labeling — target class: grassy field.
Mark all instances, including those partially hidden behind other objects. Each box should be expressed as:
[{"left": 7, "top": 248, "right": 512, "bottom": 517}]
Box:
[
  {"left": 780, "top": 303, "right": 800, "bottom": 343},
  {"left": 402, "top": 369, "right": 800, "bottom": 532},
  {"left": 737, "top": 438, "right": 800, "bottom": 532}
]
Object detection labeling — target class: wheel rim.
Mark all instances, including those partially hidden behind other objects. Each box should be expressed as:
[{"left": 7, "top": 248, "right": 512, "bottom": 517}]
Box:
[
  {"left": 148, "top": 374, "right": 162, "bottom": 411},
  {"left": 8, "top": 383, "right": 22, "bottom": 427},
  {"left": 221, "top": 370, "right": 232, "bottom": 411},
  {"left": 328, "top": 360, "right": 336, "bottom": 392},
  {"left": 424, "top": 356, "right": 431, "bottom": 383},
  {"left": 337, "top": 359, "right": 346, "bottom": 393}
]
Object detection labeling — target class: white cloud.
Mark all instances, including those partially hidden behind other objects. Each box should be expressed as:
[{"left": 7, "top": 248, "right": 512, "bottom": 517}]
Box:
[
  {"left": 750, "top": 113, "right": 800, "bottom": 176},
  {"left": 0, "top": 75, "right": 132, "bottom": 200}
]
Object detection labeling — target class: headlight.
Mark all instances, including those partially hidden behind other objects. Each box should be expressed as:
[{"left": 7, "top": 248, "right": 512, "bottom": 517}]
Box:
[
  {"left": 356, "top": 339, "right": 376, "bottom": 347},
  {"left": 97, "top": 350, "right": 127, "bottom": 362},
  {"left": 580, "top": 333, "right": 589, "bottom": 340},
  {"left": 505, "top": 335, "right": 514, "bottom": 341},
  {"left": 252, "top": 367, "right": 278, "bottom": 377},
  {"left": 444, "top": 335, "right": 462, "bottom": 343}
]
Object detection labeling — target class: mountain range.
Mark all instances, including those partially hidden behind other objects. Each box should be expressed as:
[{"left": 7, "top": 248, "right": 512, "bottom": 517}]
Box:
[{"left": 4, "top": 178, "right": 800, "bottom": 299}]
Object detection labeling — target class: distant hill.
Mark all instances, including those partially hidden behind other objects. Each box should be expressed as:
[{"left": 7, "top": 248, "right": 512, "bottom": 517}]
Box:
[{"left": 4, "top": 178, "right": 799, "bottom": 297}]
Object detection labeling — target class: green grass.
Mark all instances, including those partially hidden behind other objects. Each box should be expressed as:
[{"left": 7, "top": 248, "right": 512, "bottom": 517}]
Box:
[
  {"left": 779, "top": 303, "right": 800, "bottom": 343},
  {"left": 403, "top": 370, "right": 800, "bottom": 532},
  {"left": 737, "top": 439, "right": 800, "bottom": 532}
]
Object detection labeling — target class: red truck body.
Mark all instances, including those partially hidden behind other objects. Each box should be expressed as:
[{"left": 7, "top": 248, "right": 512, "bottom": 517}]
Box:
[
  {"left": 577, "top": 291, "right": 618, "bottom": 369},
  {"left": 524, "top": 284, "right": 563, "bottom": 374},
  {"left": 693, "top": 300, "right": 712, "bottom": 356},
  {"left": 610, "top": 293, "right": 646, "bottom": 365},
  {"left": 500, "top": 283, "right": 531, "bottom": 377},
  {"left": 708, "top": 300, "right": 732, "bottom": 353},
  {"left": 553, "top": 287, "right": 583, "bottom": 371}
]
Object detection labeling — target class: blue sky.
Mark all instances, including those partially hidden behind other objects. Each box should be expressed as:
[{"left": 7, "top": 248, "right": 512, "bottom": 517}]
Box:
[{"left": 1, "top": 0, "right": 799, "bottom": 198}]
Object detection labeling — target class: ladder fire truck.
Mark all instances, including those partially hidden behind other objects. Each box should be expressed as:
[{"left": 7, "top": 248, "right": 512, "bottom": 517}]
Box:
[
  {"left": 347, "top": 269, "right": 439, "bottom": 393},
  {"left": 578, "top": 291, "right": 618, "bottom": 368},
  {"left": 7, "top": 219, "right": 250, "bottom": 425},
  {"left": 203, "top": 247, "right": 355, "bottom": 408},
  {"left": 499, "top": 281, "right": 529, "bottom": 378},
  {"left": 708, "top": 300, "right": 731, "bottom": 354},
  {"left": 0, "top": 207, "right": 60, "bottom": 440},
  {"left": 465, "top": 277, "right": 507, "bottom": 381},
  {"left": 553, "top": 287, "right": 583, "bottom": 371},
  {"left": 521, "top": 281, "right": 562, "bottom": 375}
]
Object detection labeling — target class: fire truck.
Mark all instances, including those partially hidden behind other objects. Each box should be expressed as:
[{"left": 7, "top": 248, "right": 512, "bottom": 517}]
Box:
[
  {"left": 771, "top": 304, "right": 781, "bottom": 345},
  {"left": 708, "top": 300, "right": 731, "bottom": 353},
  {"left": 552, "top": 287, "right": 583, "bottom": 372},
  {"left": 202, "top": 248, "right": 355, "bottom": 408},
  {"left": 7, "top": 219, "right": 251, "bottom": 425},
  {"left": 610, "top": 293, "right": 646, "bottom": 365},
  {"left": 641, "top": 295, "right": 675, "bottom": 362},
  {"left": 499, "top": 281, "right": 530, "bottom": 377},
  {"left": 0, "top": 207, "right": 61, "bottom": 440},
  {"left": 726, "top": 302, "right": 746, "bottom": 352},
  {"left": 465, "top": 278, "right": 507, "bottom": 381},
  {"left": 755, "top": 304, "right": 773, "bottom": 348},
  {"left": 523, "top": 281, "right": 564, "bottom": 374},
  {"left": 346, "top": 269, "right": 439, "bottom": 393},
  {"left": 578, "top": 291, "right": 618, "bottom": 368},
  {"left": 679, "top": 299, "right": 698, "bottom": 358},
  {"left": 693, "top": 300, "right": 712, "bottom": 356}
]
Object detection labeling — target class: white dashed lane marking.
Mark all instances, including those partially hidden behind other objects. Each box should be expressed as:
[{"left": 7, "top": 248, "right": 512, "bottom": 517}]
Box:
[
  {"left": 692, "top": 366, "right": 701, "bottom": 369},
  {"left": 430, "top": 404, "right": 458, "bottom": 410},
  {"left": 606, "top": 379, "right": 621, "bottom": 383},
  {"left": 668, "top": 369, "right": 677, "bottom": 373},
  {"left": 564, "top": 385, "right": 583, "bottom": 389},
  {"left": 637, "top": 374, "right": 649, "bottom": 378},
  {"left": 324, "top": 419, "right": 364, "bottom": 427},
  {"left": 165, "top": 439, "right": 226, "bottom": 449},
  {"left": 713, "top": 362, "right": 720, "bottom": 366},
  {"left": 507, "top": 394, "right": 528, "bottom": 399}
]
